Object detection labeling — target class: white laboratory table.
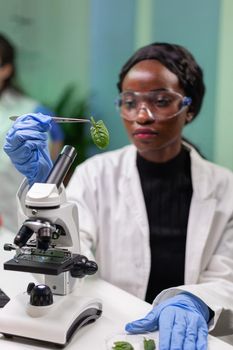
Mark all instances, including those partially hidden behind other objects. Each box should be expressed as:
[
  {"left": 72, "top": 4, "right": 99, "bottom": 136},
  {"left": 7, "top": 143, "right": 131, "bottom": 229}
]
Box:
[{"left": 0, "top": 227, "right": 233, "bottom": 350}]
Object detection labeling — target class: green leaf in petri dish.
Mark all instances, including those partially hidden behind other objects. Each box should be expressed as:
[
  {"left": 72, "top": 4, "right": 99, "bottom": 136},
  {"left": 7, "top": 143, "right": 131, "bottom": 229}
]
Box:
[
  {"left": 143, "top": 338, "right": 156, "bottom": 350},
  {"left": 112, "top": 340, "right": 134, "bottom": 350}
]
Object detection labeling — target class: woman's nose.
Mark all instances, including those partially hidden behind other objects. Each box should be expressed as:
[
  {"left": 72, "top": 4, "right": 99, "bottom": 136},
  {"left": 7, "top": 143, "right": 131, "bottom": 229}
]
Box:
[{"left": 135, "top": 106, "right": 155, "bottom": 123}]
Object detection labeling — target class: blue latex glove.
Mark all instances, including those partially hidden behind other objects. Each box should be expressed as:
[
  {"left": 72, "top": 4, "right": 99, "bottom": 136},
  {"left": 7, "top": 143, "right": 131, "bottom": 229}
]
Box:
[
  {"left": 125, "top": 292, "right": 209, "bottom": 350},
  {"left": 4, "top": 113, "right": 53, "bottom": 186}
]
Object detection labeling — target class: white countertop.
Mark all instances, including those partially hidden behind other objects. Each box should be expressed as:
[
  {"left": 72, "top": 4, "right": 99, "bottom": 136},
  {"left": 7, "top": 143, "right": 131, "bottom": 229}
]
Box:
[{"left": 0, "top": 227, "right": 233, "bottom": 349}]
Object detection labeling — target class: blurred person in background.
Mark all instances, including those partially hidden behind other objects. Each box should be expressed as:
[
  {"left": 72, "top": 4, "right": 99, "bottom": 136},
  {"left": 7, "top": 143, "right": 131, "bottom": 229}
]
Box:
[
  {"left": 4, "top": 43, "right": 233, "bottom": 350},
  {"left": 0, "top": 33, "right": 64, "bottom": 231}
]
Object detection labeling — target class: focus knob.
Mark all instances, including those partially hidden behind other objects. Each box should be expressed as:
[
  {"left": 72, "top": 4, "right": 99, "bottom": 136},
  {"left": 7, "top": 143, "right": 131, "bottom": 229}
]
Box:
[
  {"left": 29, "top": 284, "right": 53, "bottom": 306},
  {"left": 71, "top": 254, "right": 98, "bottom": 278}
]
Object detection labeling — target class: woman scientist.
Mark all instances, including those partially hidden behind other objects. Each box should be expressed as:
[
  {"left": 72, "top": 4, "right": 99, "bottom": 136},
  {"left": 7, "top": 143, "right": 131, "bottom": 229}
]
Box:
[{"left": 4, "top": 43, "right": 233, "bottom": 350}]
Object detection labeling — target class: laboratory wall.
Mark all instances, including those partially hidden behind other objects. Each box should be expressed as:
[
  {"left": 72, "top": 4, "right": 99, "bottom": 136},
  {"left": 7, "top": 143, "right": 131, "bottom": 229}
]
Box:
[
  {"left": 214, "top": 0, "right": 233, "bottom": 169},
  {"left": 0, "top": 0, "right": 232, "bottom": 168},
  {"left": 0, "top": 0, "right": 90, "bottom": 102}
]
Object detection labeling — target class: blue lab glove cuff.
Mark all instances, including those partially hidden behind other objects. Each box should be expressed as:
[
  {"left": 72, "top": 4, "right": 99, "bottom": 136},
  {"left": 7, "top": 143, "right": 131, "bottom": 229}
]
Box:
[
  {"left": 125, "top": 291, "right": 209, "bottom": 334},
  {"left": 182, "top": 292, "right": 210, "bottom": 322}
]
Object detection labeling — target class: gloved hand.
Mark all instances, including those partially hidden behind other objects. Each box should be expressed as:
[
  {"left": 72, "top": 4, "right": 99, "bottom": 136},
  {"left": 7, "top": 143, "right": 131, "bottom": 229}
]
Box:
[
  {"left": 125, "top": 292, "right": 209, "bottom": 350},
  {"left": 4, "top": 113, "right": 53, "bottom": 186}
]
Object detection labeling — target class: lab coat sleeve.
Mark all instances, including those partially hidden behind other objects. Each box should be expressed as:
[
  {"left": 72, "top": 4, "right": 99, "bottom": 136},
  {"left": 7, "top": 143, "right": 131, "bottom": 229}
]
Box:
[
  {"left": 152, "top": 214, "right": 233, "bottom": 336},
  {"left": 66, "top": 162, "right": 99, "bottom": 262}
]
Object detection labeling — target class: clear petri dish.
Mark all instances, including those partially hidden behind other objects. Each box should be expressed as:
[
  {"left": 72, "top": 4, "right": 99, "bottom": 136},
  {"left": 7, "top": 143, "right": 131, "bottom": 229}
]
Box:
[{"left": 105, "top": 333, "right": 156, "bottom": 350}]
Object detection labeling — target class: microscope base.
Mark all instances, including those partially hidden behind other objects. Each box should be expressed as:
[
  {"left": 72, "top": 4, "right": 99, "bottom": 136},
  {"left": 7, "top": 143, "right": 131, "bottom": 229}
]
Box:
[{"left": 0, "top": 292, "right": 102, "bottom": 347}]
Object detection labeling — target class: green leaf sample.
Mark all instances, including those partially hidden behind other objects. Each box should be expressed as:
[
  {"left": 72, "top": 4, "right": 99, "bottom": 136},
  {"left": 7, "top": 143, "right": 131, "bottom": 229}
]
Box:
[
  {"left": 143, "top": 338, "right": 156, "bottom": 350},
  {"left": 90, "top": 116, "right": 109, "bottom": 149},
  {"left": 112, "top": 340, "right": 134, "bottom": 350}
]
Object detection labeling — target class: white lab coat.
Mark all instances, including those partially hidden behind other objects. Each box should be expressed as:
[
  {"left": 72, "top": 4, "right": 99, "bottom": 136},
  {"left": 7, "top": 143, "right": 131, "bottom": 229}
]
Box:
[
  {"left": 66, "top": 143, "right": 233, "bottom": 336},
  {"left": 0, "top": 90, "right": 37, "bottom": 232}
]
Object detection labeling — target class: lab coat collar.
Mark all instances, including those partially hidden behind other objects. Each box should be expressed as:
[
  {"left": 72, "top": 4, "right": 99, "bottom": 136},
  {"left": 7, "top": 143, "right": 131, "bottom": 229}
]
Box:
[
  {"left": 122, "top": 142, "right": 216, "bottom": 199},
  {"left": 183, "top": 141, "right": 215, "bottom": 200}
]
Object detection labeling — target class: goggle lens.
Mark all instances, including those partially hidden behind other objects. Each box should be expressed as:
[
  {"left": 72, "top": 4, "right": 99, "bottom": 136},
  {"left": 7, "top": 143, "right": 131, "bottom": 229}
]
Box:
[{"left": 115, "top": 90, "right": 192, "bottom": 121}]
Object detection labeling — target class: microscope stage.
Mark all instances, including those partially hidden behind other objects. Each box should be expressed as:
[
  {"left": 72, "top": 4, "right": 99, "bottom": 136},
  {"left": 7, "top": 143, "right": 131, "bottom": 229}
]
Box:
[{"left": 4, "top": 253, "right": 77, "bottom": 275}]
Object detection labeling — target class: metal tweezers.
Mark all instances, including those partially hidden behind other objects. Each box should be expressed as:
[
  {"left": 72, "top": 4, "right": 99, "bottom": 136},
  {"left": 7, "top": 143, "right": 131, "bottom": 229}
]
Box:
[{"left": 9, "top": 116, "right": 91, "bottom": 123}]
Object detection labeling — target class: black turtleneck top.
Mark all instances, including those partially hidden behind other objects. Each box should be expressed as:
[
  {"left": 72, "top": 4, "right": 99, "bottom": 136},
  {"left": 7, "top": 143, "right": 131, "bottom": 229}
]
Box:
[{"left": 136, "top": 146, "right": 193, "bottom": 303}]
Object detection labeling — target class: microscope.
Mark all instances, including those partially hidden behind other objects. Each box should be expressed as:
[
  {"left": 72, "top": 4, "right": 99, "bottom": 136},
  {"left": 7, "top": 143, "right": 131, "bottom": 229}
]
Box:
[{"left": 0, "top": 145, "right": 102, "bottom": 347}]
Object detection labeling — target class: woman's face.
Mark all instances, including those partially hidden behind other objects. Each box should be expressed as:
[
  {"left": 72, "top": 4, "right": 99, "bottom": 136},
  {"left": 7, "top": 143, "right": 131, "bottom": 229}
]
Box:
[
  {"left": 0, "top": 57, "right": 13, "bottom": 90},
  {"left": 0, "top": 62, "right": 12, "bottom": 90},
  {"left": 121, "top": 59, "right": 191, "bottom": 162}
]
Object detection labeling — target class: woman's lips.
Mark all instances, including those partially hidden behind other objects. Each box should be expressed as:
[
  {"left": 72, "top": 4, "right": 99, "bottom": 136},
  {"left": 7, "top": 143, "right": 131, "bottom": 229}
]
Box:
[{"left": 133, "top": 128, "right": 159, "bottom": 139}]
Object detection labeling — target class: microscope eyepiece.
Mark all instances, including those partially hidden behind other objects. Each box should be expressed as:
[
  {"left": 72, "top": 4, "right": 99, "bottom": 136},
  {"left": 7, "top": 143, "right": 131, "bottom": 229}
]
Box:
[{"left": 45, "top": 145, "right": 77, "bottom": 188}]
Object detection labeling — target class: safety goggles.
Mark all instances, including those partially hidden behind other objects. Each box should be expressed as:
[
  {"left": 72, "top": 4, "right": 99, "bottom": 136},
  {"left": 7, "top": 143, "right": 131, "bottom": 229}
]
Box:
[{"left": 115, "top": 90, "right": 192, "bottom": 122}]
